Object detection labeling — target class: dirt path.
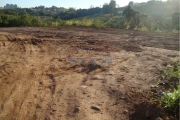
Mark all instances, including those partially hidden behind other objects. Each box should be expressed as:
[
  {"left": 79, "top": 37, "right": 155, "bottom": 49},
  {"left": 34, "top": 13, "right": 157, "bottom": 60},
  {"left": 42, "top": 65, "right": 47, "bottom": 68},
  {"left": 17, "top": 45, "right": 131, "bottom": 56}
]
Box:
[{"left": 0, "top": 27, "right": 179, "bottom": 120}]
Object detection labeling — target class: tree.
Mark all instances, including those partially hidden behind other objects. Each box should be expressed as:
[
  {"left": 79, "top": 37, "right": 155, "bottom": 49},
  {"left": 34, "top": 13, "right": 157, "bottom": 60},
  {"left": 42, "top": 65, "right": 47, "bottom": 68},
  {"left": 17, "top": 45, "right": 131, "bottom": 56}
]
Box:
[
  {"left": 20, "top": 11, "right": 32, "bottom": 26},
  {"left": 128, "top": 1, "right": 134, "bottom": 6},
  {"left": 123, "top": 6, "right": 138, "bottom": 22},
  {"left": 122, "top": 5, "right": 154, "bottom": 30},
  {"left": 109, "top": 0, "right": 116, "bottom": 15},
  {"left": 102, "top": 3, "right": 110, "bottom": 14},
  {"left": 51, "top": 6, "right": 57, "bottom": 11},
  {"left": 0, "top": 16, "right": 2, "bottom": 24},
  {"left": 172, "top": 12, "right": 179, "bottom": 26}
]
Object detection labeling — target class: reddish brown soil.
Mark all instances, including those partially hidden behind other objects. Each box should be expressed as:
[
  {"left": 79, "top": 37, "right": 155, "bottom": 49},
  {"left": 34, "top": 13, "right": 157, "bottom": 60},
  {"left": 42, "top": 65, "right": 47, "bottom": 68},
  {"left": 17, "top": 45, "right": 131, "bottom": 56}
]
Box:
[{"left": 0, "top": 27, "right": 179, "bottom": 120}]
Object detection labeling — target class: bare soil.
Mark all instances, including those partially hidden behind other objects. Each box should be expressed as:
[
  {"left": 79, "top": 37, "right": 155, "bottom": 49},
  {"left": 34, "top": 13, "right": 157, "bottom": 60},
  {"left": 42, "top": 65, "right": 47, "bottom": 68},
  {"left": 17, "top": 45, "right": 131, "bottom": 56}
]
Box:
[{"left": 0, "top": 27, "right": 179, "bottom": 120}]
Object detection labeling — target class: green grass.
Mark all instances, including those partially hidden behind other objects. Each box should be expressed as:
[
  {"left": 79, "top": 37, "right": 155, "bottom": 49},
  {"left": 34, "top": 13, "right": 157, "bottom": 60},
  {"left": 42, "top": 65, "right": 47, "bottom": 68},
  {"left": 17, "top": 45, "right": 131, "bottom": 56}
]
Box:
[
  {"left": 74, "top": 13, "right": 125, "bottom": 28},
  {"left": 161, "top": 85, "right": 180, "bottom": 117},
  {"left": 149, "top": 60, "right": 180, "bottom": 118},
  {"left": 161, "top": 60, "right": 180, "bottom": 88},
  {"left": 145, "top": 58, "right": 180, "bottom": 119},
  {"left": 161, "top": 61, "right": 180, "bottom": 117},
  {"left": 58, "top": 19, "right": 106, "bottom": 28}
]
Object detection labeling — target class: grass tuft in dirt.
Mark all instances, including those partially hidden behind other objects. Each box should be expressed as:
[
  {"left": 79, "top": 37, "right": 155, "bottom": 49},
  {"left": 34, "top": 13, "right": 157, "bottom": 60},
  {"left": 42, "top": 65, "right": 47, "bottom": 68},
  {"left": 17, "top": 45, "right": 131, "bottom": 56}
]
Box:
[
  {"left": 130, "top": 59, "right": 180, "bottom": 120},
  {"left": 150, "top": 60, "right": 180, "bottom": 119},
  {"left": 160, "top": 85, "right": 180, "bottom": 117}
]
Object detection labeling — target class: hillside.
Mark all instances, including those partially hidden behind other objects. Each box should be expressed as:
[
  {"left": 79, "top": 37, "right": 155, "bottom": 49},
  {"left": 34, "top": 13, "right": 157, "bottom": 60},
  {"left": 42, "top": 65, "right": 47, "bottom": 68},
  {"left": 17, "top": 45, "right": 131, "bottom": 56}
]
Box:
[
  {"left": 0, "top": 0, "right": 179, "bottom": 31},
  {"left": 78, "top": 1, "right": 179, "bottom": 21},
  {"left": 132, "top": 1, "right": 179, "bottom": 18}
]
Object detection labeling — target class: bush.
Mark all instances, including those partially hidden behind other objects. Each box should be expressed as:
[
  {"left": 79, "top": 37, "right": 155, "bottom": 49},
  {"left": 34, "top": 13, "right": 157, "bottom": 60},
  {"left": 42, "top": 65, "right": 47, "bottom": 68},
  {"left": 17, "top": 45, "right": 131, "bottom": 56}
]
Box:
[
  {"left": 162, "top": 61, "right": 180, "bottom": 88},
  {"left": 158, "top": 60, "right": 180, "bottom": 117},
  {"left": 161, "top": 85, "right": 180, "bottom": 117}
]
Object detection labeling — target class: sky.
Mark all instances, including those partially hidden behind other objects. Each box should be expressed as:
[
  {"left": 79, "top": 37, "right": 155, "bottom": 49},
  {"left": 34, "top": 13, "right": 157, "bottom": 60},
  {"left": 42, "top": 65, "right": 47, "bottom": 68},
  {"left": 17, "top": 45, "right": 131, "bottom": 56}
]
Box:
[{"left": 0, "top": 0, "right": 167, "bottom": 9}]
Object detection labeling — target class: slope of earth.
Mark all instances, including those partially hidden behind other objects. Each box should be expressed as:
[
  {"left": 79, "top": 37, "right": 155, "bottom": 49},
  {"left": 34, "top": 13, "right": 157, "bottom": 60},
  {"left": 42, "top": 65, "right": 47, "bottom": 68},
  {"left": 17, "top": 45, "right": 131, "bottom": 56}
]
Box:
[{"left": 0, "top": 27, "right": 179, "bottom": 120}]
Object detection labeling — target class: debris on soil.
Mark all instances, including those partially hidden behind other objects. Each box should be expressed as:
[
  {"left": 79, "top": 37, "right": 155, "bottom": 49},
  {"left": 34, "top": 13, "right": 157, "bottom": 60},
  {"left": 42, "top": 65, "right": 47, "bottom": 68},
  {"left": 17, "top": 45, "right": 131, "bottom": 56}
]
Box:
[
  {"left": 151, "top": 85, "right": 158, "bottom": 88},
  {"left": 91, "top": 106, "right": 101, "bottom": 111},
  {"left": 81, "top": 85, "right": 87, "bottom": 88},
  {"left": 155, "top": 117, "right": 163, "bottom": 120},
  {"left": 73, "top": 107, "right": 80, "bottom": 114},
  {"left": 157, "top": 91, "right": 164, "bottom": 96}
]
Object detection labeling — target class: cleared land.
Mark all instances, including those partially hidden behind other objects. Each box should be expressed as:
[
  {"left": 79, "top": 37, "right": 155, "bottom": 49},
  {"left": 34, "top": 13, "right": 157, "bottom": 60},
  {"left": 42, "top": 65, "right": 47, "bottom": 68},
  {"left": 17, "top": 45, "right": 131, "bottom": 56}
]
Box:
[{"left": 0, "top": 27, "right": 179, "bottom": 120}]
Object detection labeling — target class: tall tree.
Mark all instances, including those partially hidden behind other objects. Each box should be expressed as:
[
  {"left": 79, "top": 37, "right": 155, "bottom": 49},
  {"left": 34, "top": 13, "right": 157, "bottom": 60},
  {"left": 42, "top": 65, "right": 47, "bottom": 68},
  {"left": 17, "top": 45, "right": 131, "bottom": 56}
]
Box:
[
  {"left": 128, "top": 1, "right": 134, "bottom": 6},
  {"left": 109, "top": 0, "right": 116, "bottom": 15},
  {"left": 102, "top": 3, "right": 110, "bottom": 14},
  {"left": 20, "top": 11, "right": 31, "bottom": 26},
  {"left": 122, "top": 5, "right": 154, "bottom": 30},
  {"left": 172, "top": 12, "right": 179, "bottom": 26}
]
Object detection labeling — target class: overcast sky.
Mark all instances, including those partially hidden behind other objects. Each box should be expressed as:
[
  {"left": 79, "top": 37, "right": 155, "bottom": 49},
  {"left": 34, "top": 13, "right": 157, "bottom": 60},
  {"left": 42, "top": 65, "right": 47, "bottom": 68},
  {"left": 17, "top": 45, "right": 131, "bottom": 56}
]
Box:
[{"left": 0, "top": 0, "right": 167, "bottom": 8}]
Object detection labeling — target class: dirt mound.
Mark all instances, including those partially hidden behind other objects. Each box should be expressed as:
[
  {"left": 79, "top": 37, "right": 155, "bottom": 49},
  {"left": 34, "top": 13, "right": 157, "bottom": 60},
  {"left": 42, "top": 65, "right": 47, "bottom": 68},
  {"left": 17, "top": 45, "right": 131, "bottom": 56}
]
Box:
[{"left": 0, "top": 27, "right": 179, "bottom": 120}]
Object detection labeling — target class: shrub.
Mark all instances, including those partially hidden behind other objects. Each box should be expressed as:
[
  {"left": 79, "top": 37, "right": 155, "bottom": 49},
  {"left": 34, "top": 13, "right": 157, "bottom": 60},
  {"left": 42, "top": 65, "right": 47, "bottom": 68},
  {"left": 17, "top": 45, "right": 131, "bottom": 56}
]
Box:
[
  {"left": 162, "top": 61, "right": 180, "bottom": 88},
  {"left": 161, "top": 85, "right": 180, "bottom": 117}
]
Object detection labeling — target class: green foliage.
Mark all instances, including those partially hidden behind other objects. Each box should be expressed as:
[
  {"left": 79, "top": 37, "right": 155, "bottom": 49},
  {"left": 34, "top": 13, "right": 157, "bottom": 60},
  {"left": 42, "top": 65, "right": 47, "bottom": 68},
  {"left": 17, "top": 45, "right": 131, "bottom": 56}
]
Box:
[
  {"left": 121, "top": 4, "right": 179, "bottom": 32},
  {"left": 133, "top": 1, "right": 178, "bottom": 18},
  {"left": 148, "top": 60, "right": 180, "bottom": 118},
  {"left": 122, "top": 5, "right": 139, "bottom": 29},
  {"left": 92, "top": 20, "right": 106, "bottom": 28},
  {"left": 158, "top": 60, "right": 180, "bottom": 117},
  {"left": 20, "top": 12, "right": 31, "bottom": 26},
  {"left": 102, "top": 3, "right": 110, "bottom": 14},
  {"left": 102, "top": 0, "right": 116, "bottom": 14},
  {"left": 0, "top": 10, "right": 43, "bottom": 27},
  {"left": 0, "top": 14, "right": 19, "bottom": 27},
  {"left": 160, "top": 61, "right": 180, "bottom": 89},
  {"left": 128, "top": 1, "right": 134, "bottom": 6},
  {"left": 174, "top": 24, "right": 180, "bottom": 31},
  {"left": 0, "top": 0, "right": 179, "bottom": 32},
  {"left": 161, "top": 85, "right": 180, "bottom": 117},
  {"left": 164, "top": 62, "right": 180, "bottom": 79},
  {"left": 109, "top": 0, "right": 116, "bottom": 14},
  {"left": 172, "top": 12, "right": 180, "bottom": 30},
  {"left": 57, "top": 18, "right": 105, "bottom": 28}
]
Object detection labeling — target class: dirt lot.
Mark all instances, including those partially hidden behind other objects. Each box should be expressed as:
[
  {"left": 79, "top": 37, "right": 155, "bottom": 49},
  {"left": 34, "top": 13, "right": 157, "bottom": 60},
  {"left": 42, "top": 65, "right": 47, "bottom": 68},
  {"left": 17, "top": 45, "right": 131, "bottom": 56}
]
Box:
[{"left": 0, "top": 27, "right": 179, "bottom": 120}]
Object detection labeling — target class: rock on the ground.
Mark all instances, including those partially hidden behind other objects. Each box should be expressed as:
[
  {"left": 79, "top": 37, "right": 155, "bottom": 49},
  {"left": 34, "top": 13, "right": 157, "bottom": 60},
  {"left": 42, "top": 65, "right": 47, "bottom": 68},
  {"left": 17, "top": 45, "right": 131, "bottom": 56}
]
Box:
[
  {"left": 155, "top": 117, "right": 163, "bottom": 120},
  {"left": 91, "top": 106, "right": 101, "bottom": 111},
  {"left": 73, "top": 107, "right": 80, "bottom": 113}
]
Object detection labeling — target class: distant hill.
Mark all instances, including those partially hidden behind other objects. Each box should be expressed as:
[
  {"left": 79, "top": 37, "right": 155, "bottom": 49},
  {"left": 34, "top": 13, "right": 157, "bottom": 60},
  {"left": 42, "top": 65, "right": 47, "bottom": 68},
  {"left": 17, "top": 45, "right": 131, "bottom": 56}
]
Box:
[
  {"left": 132, "top": 1, "right": 179, "bottom": 18},
  {"left": 0, "top": 0, "right": 179, "bottom": 31},
  {"left": 73, "top": 1, "right": 179, "bottom": 23}
]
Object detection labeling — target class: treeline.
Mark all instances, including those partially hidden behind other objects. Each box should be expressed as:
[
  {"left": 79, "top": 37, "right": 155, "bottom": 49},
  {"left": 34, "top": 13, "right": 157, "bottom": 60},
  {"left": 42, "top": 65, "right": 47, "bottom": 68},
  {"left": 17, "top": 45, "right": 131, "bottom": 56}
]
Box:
[
  {"left": 57, "top": 7, "right": 102, "bottom": 20},
  {"left": 0, "top": 8, "right": 179, "bottom": 32},
  {"left": 0, "top": 0, "right": 179, "bottom": 32},
  {"left": 0, "top": 11, "right": 43, "bottom": 27},
  {"left": 22, "top": 0, "right": 177, "bottom": 21},
  {"left": 0, "top": 10, "right": 106, "bottom": 27},
  {"left": 121, "top": 5, "right": 180, "bottom": 31},
  {"left": 33, "top": 0, "right": 117, "bottom": 20}
]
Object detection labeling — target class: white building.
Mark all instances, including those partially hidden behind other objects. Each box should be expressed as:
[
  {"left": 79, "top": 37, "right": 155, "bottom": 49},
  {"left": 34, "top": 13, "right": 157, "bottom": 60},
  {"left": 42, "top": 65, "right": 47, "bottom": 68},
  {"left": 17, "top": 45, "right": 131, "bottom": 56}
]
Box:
[{"left": 4, "top": 4, "right": 18, "bottom": 9}]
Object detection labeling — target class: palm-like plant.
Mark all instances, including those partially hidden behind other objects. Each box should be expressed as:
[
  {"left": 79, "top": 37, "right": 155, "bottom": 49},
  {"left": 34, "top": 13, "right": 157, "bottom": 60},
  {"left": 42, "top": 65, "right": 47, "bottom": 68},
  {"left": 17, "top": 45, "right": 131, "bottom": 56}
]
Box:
[
  {"left": 122, "top": 5, "right": 155, "bottom": 30},
  {"left": 122, "top": 5, "right": 140, "bottom": 29}
]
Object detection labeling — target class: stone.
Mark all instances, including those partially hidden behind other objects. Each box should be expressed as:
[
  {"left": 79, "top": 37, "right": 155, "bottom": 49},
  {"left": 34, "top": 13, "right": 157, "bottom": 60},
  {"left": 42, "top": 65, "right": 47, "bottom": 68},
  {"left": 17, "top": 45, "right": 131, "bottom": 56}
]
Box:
[
  {"left": 123, "top": 110, "right": 128, "bottom": 114},
  {"left": 91, "top": 106, "right": 101, "bottom": 111},
  {"left": 155, "top": 117, "right": 163, "bottom": 120},
  {"left": 151, "top": 85, "right": 158, "bottom": 88},
  {"left": 73, "top": 107, "right": 80, "bottom": 113},
  {"left": 81, "top": 85, "right": 87, "bottom": 88}
]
